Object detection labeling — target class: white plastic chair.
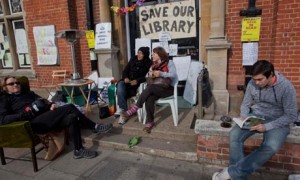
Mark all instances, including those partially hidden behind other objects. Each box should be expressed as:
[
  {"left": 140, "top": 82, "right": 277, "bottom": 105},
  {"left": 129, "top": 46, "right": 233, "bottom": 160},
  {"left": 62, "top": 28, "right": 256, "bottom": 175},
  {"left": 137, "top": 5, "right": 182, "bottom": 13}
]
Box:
[
  {"left": 86, "top": 71, "right": 99, "bottom": 89},
  {"left": 140, "top": 82, "right": 179, "bottom": 126}
]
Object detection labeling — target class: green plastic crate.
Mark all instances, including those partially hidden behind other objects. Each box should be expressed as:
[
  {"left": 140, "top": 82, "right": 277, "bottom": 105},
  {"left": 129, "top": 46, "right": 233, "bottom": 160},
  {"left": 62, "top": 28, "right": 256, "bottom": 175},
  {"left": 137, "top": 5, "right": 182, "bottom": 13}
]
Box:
[{"left": 66, "top": 95, "right": 86, "bottom": 106}]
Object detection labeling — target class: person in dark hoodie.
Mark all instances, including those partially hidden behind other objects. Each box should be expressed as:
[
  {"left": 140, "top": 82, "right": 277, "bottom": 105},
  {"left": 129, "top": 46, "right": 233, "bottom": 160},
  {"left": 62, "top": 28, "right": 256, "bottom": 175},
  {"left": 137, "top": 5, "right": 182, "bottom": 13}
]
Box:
[
  {"left": 213, "top": 60, "right": 298, "bottom": 180},
  {"left": 116, "top": 46, "right": 152, "bottom": 125}
]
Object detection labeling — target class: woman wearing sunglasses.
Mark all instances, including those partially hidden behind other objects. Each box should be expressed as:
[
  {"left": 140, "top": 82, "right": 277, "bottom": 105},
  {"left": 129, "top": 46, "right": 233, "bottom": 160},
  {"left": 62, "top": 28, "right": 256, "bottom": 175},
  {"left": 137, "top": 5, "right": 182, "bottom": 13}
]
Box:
[{"left": 0, "top": 76, "right": 113, "bottom": 159}]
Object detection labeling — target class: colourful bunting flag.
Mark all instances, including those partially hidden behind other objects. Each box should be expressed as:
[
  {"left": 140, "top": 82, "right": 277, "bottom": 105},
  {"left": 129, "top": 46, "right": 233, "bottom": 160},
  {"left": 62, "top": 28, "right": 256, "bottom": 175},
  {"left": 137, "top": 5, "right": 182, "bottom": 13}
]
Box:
[{"left": 111, "top": 0, "right": 144, "bottom": 14}]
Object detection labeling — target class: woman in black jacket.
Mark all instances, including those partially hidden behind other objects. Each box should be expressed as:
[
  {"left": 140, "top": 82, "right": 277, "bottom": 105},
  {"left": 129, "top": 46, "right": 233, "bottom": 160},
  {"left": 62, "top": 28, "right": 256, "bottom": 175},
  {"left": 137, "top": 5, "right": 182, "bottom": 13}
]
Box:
[
  {"left": 0, "top": 76, "right": 113, "bottom": 159},
  {"left": 116, "top": 46, "right": 152, "bottom": 125}
]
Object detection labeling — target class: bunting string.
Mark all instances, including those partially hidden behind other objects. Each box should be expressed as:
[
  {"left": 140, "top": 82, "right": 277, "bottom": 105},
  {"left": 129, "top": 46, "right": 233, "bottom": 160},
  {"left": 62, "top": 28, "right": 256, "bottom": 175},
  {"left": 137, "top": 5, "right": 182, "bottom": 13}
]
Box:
[{"left": 111, "top": 0, "right": 145, "bottom": 14}]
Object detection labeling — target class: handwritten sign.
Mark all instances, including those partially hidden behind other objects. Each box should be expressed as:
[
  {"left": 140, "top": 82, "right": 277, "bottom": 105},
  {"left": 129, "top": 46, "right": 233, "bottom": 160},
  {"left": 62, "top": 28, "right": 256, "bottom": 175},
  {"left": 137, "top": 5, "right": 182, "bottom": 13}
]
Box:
[
  {"left": 33, "top": 25, "right": 58, "bottom": 65},
  {"left": 139, "top": 0, "right": 196, "bottom": 39},
  {"left": 15, "top": 29, "right": 29, "bottom": 53},
  {"left": 173, "top": 56, "right": 191, "bottom": 81},
  {"left": 85, "top": 30, "right": 95, "bottom": 49},
  {"left": 183, "top": 60, "right": 203, "bottom": 105},
  {"left": 152, "top": 41, "right": 169, "bottom": 52},
  {"left": 95, "top": 23, "right": 111, "bottom": 49},
  {"left": 241, "top": 17, "right": 261, "bottom": 42},
  {"left": 135, "top": 38, "right": 151, "bottom": 56},
  {"left": 0, "top": 24, "right": 4, "bottom": 43}
]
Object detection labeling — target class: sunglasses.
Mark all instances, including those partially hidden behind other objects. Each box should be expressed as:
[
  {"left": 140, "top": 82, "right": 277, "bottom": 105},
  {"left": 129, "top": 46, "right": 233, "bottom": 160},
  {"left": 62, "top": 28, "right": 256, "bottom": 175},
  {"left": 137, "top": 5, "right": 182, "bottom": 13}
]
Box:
[{"left": 6, "top": 82, "right": 20, "bottom": 86}]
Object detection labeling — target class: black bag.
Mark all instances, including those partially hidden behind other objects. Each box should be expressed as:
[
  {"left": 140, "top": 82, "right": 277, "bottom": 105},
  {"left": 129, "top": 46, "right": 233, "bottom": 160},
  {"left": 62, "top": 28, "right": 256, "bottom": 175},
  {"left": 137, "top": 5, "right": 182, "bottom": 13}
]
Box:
[
  {"left": 99, "top": 105, "right": 110, "bottom": 119},
  {"left": 146, "top": 77, "right": 171, "bottom": 88},
  {"left": 202, "top": 68, "right": 213, "bottom": 107}
]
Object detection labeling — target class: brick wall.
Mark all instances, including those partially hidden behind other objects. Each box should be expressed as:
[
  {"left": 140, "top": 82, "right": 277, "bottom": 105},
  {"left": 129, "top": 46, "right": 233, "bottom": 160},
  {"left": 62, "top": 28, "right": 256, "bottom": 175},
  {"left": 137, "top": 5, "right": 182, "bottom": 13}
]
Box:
[
  {"left": 197, "top": 134, "right": 300, "bottom": 173},
  {"left": 226, "top": 0, "right": 300, "bottom": 97},
  {"left": 196, "top": 120, "right": 300, "bottom": 174},
  {"left": 22, "top": 0, "right": 100, "bottom": 88}
]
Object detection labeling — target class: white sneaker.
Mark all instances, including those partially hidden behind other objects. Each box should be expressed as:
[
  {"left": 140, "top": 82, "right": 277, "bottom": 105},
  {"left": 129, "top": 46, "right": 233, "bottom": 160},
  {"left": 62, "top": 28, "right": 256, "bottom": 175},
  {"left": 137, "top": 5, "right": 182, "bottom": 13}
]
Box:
[
  {"left": 289, "top": 174, "right": 300, "bottom": 180},
  {"left": 118, "top": 116, "right": 127, "bottom": 125},
  {"left": 212, "top": 168, "right": 231, "bottom": 180},
  {"left": 114, "top": 108, "right": 123, "bottom": 117}
]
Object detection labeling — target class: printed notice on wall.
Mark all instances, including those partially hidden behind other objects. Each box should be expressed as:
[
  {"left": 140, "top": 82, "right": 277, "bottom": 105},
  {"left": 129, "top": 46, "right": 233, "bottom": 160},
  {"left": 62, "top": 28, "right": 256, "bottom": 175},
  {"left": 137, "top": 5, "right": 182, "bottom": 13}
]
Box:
[
  {"left": 158, "top": 32, "right": 171, "bottom": 42},
  {"left": 95, "top": 23, "right": 111, "bottom": 49},
  {"left": 139, "top": 0, "right": 196, "bottom": 39},
  {"left": 242, "top": 42, "right": 258, "bottom": 66},
  {"left": 169, "top": 44, "right": 178, "bottom": 56},
  {"left": 33, "top": 25, "right": 58, "bottom": 65}
]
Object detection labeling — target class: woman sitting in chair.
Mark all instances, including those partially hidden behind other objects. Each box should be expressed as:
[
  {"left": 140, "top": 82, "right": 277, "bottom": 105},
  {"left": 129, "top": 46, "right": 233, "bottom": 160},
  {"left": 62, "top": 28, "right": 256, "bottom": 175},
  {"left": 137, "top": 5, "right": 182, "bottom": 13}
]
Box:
[
  {"left": 0, "top": 76, "right": 113, "bottom": 159},
  {"left": 121, "top": 47, "right": 178, "bottom": 133},
  {"left": 116, "top": 46, "right": 152, "bottom": 125}
]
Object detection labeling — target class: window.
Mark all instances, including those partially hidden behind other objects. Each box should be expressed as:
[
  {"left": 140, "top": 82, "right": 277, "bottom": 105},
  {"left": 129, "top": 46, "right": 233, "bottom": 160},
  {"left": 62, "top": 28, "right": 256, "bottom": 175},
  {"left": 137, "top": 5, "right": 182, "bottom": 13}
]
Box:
[
  {"left": 9, "top": 0, "right": 22, "bottom": 14},
  {"left": 0, "top": 0, "right": 31, "bottom": 71}
]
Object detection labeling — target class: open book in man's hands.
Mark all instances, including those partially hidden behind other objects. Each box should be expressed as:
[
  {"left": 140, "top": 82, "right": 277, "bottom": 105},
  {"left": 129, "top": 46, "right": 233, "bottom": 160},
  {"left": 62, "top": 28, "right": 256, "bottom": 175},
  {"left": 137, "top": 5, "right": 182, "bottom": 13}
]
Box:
[{"left": 232, "top": 116, "right": 265, "bottom": 129}]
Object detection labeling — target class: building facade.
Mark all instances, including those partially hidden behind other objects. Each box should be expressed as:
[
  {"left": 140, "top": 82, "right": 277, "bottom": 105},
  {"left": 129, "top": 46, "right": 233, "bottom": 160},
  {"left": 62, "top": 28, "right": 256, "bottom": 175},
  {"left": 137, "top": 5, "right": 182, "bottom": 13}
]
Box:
[{"left": 0, "top": 0, "right": 299, "bottom": 115}]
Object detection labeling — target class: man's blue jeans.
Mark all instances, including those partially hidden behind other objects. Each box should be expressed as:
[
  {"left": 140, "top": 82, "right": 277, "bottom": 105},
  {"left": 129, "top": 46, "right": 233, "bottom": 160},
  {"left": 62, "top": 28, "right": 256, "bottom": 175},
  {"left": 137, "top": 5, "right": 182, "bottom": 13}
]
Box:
[
  {"left": 116, "top": 81, "right": 128, "bottom": 111},
  {"left": 228, "top": 124, "right": 290, "bottom": 180}
]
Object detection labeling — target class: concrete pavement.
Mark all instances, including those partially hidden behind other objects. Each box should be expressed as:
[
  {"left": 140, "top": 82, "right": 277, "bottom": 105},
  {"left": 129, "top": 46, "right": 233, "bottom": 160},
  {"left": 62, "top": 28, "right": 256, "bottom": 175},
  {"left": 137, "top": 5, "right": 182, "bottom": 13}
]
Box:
[
  {"left": 0, "top": 141, "right": 288, "bottom": 180},
  {"left": 0, "top": 143, "right": 213, "bottom": 180}
]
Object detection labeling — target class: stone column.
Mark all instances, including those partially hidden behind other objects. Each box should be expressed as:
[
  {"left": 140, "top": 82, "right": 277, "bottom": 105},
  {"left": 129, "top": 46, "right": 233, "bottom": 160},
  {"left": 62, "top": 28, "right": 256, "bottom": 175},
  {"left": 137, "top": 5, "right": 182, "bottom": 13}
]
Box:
[
  {"left": 95, "top": 46, "right": 120, "bottom": 78},
  {"left": 95, "top": 0, "right": 120, "bottom": 79},
  {"left": 209, "top": 0, "right": 225, "bottom": 39},
  {"left": 205, "top": 0, "right": 231, "bottom": 116},
  {"left": 99, "top": 0, "right": 111, "bottom": 22}
]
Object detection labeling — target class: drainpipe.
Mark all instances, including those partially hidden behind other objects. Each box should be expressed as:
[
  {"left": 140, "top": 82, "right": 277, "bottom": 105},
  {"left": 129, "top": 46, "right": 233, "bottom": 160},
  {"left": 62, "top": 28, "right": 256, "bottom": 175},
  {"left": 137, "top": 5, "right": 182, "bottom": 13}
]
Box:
[
  {"left": 124, "top": 0, "right": 131, "bottom": 61},
  {"left": 85, "top": 0, "right": 98, "bottom": 72}
]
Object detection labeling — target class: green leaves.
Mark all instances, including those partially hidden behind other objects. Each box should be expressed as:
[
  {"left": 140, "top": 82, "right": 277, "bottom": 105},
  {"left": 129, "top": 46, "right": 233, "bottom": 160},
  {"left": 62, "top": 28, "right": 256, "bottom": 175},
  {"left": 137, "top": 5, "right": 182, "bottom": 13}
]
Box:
[{"left": 128, "top": 136, "right": 141, "bottom": 148}]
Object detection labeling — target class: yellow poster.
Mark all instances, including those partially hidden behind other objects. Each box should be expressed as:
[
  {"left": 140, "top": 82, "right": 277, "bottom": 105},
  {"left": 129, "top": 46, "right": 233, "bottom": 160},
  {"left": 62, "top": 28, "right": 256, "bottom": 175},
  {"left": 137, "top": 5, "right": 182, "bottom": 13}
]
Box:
[
  {"left": 241, "top": 17, "right": 261, "bottom": 42},
  {"left": 85, "top": 30, "right": 95, "bottom": 49}
]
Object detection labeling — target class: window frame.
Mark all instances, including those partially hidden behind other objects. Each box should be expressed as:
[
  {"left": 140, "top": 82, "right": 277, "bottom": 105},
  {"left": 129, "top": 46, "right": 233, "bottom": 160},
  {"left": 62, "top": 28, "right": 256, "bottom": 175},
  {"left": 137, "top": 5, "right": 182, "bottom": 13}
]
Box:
[{"left": 0, "top": 0, "right": 34, "bottom": 78}]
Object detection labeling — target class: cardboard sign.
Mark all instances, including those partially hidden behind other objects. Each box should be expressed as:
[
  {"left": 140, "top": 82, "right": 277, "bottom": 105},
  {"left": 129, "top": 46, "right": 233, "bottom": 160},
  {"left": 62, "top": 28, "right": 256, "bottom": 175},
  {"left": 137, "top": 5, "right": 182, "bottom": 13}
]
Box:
[{"left": 139, "top": 0, "right": 196, "bottom": 39}]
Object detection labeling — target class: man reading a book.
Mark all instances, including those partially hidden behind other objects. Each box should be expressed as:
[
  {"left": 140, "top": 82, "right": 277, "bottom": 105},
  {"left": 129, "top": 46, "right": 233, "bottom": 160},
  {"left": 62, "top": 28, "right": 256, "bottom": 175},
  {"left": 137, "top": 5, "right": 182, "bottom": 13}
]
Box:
[{"left": 213, "top": 60, "right": 298, "bottom": 180}]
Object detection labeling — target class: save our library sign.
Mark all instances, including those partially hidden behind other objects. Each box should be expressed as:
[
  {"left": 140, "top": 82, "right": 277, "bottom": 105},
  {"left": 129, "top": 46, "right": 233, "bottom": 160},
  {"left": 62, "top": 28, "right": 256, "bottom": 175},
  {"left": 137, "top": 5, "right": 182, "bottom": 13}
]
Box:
[
  {"left": 139, "top": 0, "right": 196, "bottom": 39},
  {"left": 241, "top": 17, "right": 261, "bottom": 42}
]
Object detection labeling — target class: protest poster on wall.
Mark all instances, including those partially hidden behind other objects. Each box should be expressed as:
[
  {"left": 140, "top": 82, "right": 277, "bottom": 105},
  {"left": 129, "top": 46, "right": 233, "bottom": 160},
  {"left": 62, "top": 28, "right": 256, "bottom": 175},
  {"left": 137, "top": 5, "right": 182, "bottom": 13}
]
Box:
[
  {"left": 139, "top": 0, "right": 196, "bottom": 39},
  {"left": 33, "top": 25, "right": 58, "bottom": 65},
  {"left": 241, "top": 17, "right": 261, "bottom": 42}
]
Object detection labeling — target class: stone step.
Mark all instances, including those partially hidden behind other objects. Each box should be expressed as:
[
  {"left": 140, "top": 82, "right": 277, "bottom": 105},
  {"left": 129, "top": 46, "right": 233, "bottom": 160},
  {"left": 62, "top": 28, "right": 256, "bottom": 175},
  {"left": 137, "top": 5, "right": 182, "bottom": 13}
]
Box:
[
  {"left": 109, "top": 122, "right": 197, "bottom": 143},
  {"left": 83, "top": 103, "right": 198, "bottom": 162},
  {"left": 82, "top": 130, "right": 198, "bottom": 162}
]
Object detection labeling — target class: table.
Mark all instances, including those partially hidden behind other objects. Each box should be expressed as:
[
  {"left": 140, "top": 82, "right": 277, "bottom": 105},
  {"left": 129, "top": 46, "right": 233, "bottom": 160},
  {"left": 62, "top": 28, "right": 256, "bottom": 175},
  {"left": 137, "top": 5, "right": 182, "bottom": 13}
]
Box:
[{"left": 58, "top": 79, "right": 94, "bottom": 112}]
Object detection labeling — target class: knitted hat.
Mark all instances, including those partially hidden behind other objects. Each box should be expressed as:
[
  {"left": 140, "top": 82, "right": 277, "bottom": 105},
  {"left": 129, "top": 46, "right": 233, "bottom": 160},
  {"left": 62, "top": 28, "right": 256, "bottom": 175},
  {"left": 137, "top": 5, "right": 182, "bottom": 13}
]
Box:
[{"left": 138, "top": 46, "right": 150, "bottom": 58}]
